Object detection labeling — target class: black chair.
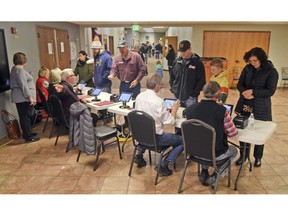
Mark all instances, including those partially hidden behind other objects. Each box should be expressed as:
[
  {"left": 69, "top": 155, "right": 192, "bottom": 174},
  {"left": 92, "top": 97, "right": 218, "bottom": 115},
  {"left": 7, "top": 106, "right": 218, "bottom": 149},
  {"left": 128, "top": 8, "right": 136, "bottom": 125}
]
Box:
[
  {"left": 127, "top": 110, "right": 171, "bottom": 185},
  {"left": 76, "top": 125, "right": 122, "bottom": 171},
  {"left": 48, "top": 94, "right": 69, "bottom": 146},
  {"left": 178, "top": 119, "right": 232, "bottom": 194},
  {"left": 37, "top": 88, "right": 55, "bottom": 137}
]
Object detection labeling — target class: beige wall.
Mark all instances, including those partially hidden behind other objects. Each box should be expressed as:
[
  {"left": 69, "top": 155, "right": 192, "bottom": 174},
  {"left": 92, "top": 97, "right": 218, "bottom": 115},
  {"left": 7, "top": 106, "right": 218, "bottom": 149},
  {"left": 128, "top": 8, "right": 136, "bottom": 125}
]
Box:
[{"left": 191, "top": 24, "right": 288, "bottom": 86}]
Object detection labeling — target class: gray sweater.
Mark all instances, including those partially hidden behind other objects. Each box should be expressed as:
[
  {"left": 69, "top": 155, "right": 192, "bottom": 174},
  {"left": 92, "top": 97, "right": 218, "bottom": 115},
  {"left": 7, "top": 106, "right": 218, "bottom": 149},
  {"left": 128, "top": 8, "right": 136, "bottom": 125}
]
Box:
[{"left": 10, "top": 65, "right": 36, "bottom": 103}]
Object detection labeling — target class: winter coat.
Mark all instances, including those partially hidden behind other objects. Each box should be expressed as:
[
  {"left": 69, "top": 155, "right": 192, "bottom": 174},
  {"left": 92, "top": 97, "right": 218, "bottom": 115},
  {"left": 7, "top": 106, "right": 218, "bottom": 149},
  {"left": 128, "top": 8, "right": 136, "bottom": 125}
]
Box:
[
  {"left": 93, "top": 50, "right": 113, "bottom": 88},
  {"left": 235, "top": 62, "right": 278, "bottom": 121},
  {"left": 74, "top": 58, "right": 95, "bottom": 87},
  {"left": 67, "top": 102, "right": 96, "bottom": 155},
  {"left": 169, "top": 53, "right": 206, "bottom": 101}
]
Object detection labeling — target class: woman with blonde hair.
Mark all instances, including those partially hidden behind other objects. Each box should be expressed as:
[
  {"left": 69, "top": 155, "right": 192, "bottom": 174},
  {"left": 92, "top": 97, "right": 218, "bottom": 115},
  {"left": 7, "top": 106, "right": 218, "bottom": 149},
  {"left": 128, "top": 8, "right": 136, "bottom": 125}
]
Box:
[
  {"left": 36, "top": 66, "right": 50, "bottom": 105},
  {"left": 48, "top": 67, "right": 62, "bottom": 96}
]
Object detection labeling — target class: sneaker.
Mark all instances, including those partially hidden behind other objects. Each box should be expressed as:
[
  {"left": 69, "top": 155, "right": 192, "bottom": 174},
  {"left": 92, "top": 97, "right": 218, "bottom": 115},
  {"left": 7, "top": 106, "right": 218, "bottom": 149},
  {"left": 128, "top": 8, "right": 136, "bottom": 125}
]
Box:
[
  {"left": 154, "top": 165, "right": 173, "bottom": 176},
  {"left": 235, "top": 156, "right": 247, "bottom": 166},
  {"left": 199, "top": 169, "right": 209, "bottom": 186},
  {"left": 25, "top": 136, "right": 40, "bottom": 143},
  {"left": 254, "top": 159, "right": 261, "bottom": 167},
  {"left": 134, "top": 155, "right": 147, "bottom": 168},
  {"left": 205, "top": 172, "right": 217, "bottom": 188}
]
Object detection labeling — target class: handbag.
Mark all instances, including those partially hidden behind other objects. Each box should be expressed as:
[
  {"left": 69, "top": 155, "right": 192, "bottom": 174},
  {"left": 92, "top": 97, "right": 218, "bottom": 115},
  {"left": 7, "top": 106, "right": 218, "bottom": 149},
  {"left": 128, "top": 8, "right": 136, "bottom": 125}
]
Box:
[{"left": 1, "top": 110, "right": 21, "bottom": 139}]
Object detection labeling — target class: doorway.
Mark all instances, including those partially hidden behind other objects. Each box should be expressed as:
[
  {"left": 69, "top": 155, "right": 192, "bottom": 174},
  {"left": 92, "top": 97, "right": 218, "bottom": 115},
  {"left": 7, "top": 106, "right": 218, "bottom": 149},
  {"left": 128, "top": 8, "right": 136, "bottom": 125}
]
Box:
[{"left": 37, "top": 26, "right": 71, "bottom": 70}]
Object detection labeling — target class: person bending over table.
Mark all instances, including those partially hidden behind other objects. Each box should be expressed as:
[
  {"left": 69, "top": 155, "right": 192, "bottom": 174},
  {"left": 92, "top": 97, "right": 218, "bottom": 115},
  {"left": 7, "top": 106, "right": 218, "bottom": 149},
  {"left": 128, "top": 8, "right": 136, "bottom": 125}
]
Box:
[{"left": 54, "top": 68, "right": 98, "bottom": 126}]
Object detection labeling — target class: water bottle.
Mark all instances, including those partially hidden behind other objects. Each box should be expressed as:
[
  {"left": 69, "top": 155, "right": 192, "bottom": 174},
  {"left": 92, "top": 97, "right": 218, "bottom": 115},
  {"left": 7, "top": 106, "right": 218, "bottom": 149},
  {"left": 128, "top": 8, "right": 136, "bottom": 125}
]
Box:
[{"left": 248, "top": 113, "right": 255, "bottom": 129}]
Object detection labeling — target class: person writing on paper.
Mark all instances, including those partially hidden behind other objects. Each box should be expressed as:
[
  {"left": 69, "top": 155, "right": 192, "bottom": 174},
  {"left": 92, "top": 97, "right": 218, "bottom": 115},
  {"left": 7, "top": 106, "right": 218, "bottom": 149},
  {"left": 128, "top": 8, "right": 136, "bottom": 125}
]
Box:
[
  {"left": 185, "top": 81, "right": 238, "bottom": 187},
  {"left": 54, "top": 68, "right": 98, "bottom": 126},
  {"left": 134, "top": 73, "right": 184, "bottom": 176}
]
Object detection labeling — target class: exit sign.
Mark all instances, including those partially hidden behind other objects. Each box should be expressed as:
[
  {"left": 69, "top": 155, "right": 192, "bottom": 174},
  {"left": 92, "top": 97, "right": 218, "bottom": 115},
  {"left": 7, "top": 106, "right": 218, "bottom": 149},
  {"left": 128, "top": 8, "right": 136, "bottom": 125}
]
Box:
[{"left": 132, "top": 25, "right": 140, "bottom": 31}]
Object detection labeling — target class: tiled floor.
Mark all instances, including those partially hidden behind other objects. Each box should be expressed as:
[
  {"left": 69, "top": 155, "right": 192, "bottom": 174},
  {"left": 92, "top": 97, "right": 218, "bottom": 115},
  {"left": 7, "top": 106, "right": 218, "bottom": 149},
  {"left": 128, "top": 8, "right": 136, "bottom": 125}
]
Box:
[{"left": 0, "top": 57, "right": 288, "bottom": 196}]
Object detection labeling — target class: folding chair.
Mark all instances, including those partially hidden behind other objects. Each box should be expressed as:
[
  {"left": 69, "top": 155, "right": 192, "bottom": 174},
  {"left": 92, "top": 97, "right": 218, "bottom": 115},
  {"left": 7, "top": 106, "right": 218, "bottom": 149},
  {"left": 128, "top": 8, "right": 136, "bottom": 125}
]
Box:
[
  {"left": 178, "top": 119, "right": 232, "bottom": 194},
  {"left": 127, "top": 110, "right": 171, "bottom": 185}
]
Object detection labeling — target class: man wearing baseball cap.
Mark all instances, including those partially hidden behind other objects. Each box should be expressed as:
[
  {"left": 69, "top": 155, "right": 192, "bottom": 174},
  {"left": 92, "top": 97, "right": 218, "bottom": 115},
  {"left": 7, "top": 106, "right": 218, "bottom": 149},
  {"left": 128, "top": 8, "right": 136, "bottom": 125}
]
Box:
[
  {"left": 108, "top": 41, "right": 146, "bottom": 99},
  {"left": 169, "top": 40, "right": 206, "bottom": 108}
]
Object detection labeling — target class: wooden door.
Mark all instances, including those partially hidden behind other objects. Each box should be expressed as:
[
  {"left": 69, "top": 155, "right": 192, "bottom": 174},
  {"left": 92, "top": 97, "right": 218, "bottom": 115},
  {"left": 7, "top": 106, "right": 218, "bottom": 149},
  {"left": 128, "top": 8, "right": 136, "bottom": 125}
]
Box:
[
  {"left": 109, "top": 36, "right": 114, "bottom": 56},
  {"left": 203, "top": 31, "right": 270, "bottom": 87},
  {"left": 163, "top": 36, "right": 178, "bottom": 56},
  {"left": 37, "top": 27, "right": 57, "bottom": 69},
  {"left": 37, "top": 26, "right": 70, "bottom": 70},
  {"left": 55, "top": 29, "right": 70, "bottom": 69}
]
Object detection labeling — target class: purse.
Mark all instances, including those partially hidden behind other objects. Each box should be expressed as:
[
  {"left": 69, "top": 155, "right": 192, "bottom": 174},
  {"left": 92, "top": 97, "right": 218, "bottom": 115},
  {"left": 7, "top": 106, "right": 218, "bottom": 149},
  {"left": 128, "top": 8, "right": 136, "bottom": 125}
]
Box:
[{"left": 1, "top": 110, "right": 21, "bottom": 139}]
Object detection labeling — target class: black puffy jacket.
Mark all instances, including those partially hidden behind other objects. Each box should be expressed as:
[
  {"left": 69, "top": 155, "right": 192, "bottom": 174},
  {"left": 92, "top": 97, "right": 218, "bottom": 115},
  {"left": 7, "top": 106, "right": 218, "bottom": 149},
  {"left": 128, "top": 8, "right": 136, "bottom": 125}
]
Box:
[{"left": 235, "top": 62, "right": 278, "bottom": 121}]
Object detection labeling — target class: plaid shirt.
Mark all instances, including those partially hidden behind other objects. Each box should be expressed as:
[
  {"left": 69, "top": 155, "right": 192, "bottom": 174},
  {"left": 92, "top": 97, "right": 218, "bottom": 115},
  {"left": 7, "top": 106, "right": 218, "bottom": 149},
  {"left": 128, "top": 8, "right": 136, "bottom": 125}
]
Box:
[{"left": 224, "top": 110, "right": 238, "bottom": 137}]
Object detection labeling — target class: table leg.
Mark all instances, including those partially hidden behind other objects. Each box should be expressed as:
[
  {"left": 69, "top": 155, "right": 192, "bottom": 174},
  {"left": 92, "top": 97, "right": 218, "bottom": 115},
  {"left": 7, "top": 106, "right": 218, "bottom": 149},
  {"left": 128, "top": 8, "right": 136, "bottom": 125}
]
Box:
[
  {"left": 234, "top": 143, "right": 252, "bottom": 190},
  {"left": 234, "top": 143, "right": 247, "bottom": 190}
]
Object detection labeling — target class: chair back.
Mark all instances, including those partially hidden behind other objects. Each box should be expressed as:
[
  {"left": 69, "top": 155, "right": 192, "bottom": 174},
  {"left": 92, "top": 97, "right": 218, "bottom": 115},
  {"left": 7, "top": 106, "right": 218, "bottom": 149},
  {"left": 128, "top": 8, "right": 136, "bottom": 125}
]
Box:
[
  {"left": 127, "top": 110, "right": 158, "bottom": 150},
  {"left": 49, "top": 94, "right": 69, "bottom": 128},
  {"left": 181, "top": 119, "right": 217, "bottom": 168},
  {"left": 37, "top": 88, "right": 53, "bottom": 118}
]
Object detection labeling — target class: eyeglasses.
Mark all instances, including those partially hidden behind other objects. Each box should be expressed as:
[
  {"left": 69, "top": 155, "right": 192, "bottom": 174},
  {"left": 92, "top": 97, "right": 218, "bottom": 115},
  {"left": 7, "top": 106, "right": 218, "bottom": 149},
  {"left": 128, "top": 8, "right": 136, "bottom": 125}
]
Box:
[{"left": 157, "top": 83, "right": 164, "bottom": 87}]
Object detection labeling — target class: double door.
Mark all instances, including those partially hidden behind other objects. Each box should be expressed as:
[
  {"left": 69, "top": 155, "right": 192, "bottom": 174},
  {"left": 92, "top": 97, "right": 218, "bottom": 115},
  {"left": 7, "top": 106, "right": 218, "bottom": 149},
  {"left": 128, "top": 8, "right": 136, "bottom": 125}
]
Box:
[{"left": 37, "top": 26, "right": 71, "bottom": 70}]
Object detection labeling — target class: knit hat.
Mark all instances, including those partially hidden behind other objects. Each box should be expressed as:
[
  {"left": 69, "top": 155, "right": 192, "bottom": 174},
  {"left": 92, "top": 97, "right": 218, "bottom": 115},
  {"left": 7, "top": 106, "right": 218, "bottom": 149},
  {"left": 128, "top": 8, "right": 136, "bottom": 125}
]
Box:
[{"left": 91, "top": 41, "right": 103, "bottom": 49}]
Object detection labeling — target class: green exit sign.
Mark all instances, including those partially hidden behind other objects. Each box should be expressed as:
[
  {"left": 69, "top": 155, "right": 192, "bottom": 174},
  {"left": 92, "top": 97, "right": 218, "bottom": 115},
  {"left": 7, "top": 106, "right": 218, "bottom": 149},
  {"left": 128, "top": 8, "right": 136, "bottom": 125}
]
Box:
[{"left": 132, "top": 25, "right": 140, "bottom": 31}]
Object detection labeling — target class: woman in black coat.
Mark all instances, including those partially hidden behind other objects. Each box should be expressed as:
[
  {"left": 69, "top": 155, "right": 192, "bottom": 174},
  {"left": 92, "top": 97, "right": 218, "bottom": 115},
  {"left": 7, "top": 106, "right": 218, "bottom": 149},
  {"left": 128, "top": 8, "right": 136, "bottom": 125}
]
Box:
[
  {"left": 235, "top": 47, "right": 278, "bottom": 167},
  {"left": 165, "top": 44, "right": 176, "bottom": 76}
]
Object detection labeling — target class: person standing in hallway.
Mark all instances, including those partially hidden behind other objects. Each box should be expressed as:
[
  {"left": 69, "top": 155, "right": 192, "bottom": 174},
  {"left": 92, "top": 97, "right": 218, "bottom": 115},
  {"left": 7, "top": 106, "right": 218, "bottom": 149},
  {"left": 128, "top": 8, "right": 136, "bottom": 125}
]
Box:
[
  {"left": 155, "top": 42, "right": 162, "bottom": 59},
  {"left": 155, "top": 60, "right": 163, "bottom": 77},
  {"left": 234, "top": 47, "right": 278, "bottom": 167},
  {"left": 10, "top": 52, "right": 40, "bottom": 143},
  {"left": 169, "top": 40, "right": 206, "bottom": 108},
  {"left": 165, "top": 44, "right": 176, "bottom": 77},
  {"left": 74, "top": 50, "right": 95, "bottom": 88},
  {"left": 108, "top": 41, "right": 146, "bottom": 99},
  {"left": 91, "top": 40, "right": 113, "bottom": 93}
]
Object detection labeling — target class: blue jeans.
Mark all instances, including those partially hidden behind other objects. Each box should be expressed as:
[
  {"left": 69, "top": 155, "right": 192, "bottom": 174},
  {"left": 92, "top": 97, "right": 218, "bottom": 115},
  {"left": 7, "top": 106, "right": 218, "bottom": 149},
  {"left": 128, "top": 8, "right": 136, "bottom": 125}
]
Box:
[
  {"left": 182, "top": 96, "right": 198, "bottom": 108},
  {"left": 99, "top": 86, "right": 111, "bottom": 94},
  {"left": 120, "top": 81, "right": 141, "bottom": 99},
  {"left": 202, "top": 145, "right": 238, "bottom": 170},
  {"left": 137, "top": 133, "right": 184, "bottom": 165}
]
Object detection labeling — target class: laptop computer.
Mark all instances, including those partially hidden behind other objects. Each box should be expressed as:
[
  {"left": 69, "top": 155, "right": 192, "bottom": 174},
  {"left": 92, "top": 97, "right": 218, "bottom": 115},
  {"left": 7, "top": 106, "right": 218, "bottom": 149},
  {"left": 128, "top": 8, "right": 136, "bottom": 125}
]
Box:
[{"left": 223, "top": 104, "right": 234, "bottom": 116}]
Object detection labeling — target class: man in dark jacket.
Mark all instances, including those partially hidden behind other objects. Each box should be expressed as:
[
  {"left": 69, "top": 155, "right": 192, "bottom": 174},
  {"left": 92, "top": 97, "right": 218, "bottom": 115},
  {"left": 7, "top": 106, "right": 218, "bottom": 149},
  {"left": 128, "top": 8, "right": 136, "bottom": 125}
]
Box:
[
  {"left": 169, "top": 40, "right": 206, "bottom": 108},
  {"left": 54, "top": 68, "right": 98, "bottom": 126}
]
